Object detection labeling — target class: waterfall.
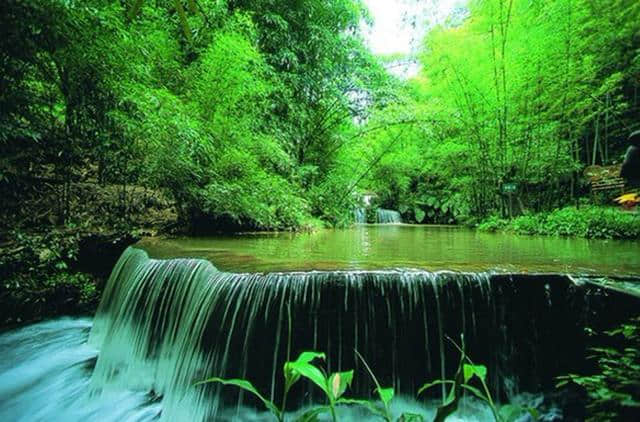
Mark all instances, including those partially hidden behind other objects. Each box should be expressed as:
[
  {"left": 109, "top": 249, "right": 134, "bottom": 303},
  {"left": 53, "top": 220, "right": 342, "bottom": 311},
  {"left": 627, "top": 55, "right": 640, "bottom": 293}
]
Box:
[
  {"left": 376, "top": 208, "right": 402, "bottom": 224},
  {"left": 354, "top": 207, "right": 366, "bottom": 224},
  {"left": 3, "top": 248, "right": 639, "bottom": 421},
  {"left": 85, "top": 249, "right": 590, "bottom": 419},
  {"left": 87, "top": 248, "right": 506, "bottom": 420}
]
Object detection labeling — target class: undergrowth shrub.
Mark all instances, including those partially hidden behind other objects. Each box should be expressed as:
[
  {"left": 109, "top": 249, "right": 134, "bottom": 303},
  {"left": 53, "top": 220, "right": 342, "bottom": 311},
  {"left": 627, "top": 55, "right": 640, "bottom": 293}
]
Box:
[
  {"left": 509, "top": 214, "right": 543, "bottom": 235},
  {"left": 478, "top": 207, "right": 640, "bottom": 239},
  {"left": 0, "top": 230, "right": 100, "bottom": 325},
  {"left": 476, "top": 216, "right": 508, "bottom": 232}
]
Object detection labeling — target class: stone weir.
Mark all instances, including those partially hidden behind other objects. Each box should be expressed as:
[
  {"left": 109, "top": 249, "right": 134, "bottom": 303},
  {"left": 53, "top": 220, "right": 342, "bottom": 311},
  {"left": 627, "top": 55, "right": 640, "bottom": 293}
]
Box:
[{"left": 87, "top": 247, "right": 639, "bottom": 421}]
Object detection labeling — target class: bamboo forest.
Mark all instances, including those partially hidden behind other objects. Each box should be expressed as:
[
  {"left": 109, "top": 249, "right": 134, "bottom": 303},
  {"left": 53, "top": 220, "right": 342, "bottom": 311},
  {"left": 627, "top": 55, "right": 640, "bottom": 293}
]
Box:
[{"left": 2, "top": 0, "right": 640, "bottom": 421}]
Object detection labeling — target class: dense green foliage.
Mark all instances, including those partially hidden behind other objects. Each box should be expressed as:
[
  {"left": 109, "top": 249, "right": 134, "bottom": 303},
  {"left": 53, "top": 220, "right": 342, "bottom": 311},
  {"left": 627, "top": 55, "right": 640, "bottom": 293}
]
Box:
[
  {"left": 343, "top": 0, "right": 640, "bottom": 224},
  {"left": 1, "top": 0, "right": 386, "bottom": 232},
  {"left": 477, "top": 206, "right": 640, "bottom": 239},
  {"left": 1, "top": 0, "right": 638, "bottom": 232}
]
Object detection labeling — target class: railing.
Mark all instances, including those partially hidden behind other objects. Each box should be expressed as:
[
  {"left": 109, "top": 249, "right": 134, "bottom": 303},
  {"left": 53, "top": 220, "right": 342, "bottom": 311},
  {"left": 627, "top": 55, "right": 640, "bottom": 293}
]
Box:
[
  {"left": 584, "top": 164, "right": 625, "bottom": 193},
  {"left": 591, "top": 176, "right": 626, "bottom": 192}
]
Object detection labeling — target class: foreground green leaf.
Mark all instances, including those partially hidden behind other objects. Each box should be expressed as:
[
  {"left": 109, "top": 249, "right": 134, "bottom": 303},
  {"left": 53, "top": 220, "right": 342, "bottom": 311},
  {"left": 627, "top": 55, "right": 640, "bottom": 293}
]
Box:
[{"left": 194, "top": 377, "right": 280, "bottom": 417}]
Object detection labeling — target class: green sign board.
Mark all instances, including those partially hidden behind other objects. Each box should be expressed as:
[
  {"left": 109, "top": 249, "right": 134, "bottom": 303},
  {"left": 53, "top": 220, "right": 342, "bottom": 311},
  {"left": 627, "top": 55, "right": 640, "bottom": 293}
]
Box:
[{"left": 501, "top": 182, "right": 518, "bottom": 194}]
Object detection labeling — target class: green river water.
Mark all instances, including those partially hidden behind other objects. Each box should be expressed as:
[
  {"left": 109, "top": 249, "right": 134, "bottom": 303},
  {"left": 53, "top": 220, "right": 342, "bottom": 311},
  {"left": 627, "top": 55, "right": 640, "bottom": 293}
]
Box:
[{"left": 137, "top": 224, "right": 640, "bottom": 275}]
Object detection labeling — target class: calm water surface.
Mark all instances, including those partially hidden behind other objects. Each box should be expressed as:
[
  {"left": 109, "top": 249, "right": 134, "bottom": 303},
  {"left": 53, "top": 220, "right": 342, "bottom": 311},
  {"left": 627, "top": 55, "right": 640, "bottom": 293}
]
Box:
[{"left": 137, "top": 225, "right": 640, "bottom": 275}]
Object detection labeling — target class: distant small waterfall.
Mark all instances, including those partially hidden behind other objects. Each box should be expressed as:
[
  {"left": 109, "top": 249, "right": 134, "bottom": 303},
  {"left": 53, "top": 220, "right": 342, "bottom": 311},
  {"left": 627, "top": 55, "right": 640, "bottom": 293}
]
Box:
[
  {"left": 354, "top": 207, "right": 366, "bottom": 223},
  {"left": 376, "top": 208, "right": 402, "bottom": 223}
]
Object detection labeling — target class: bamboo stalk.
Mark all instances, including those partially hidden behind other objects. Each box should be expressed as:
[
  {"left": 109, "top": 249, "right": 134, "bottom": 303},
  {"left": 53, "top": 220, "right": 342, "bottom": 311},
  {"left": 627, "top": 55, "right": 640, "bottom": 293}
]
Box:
[
  {"left": 174, "top": 0, "right": 194, "bottom": 44},
  {"left": 127, "top": 0, "right": 145, "bottom": 21}
]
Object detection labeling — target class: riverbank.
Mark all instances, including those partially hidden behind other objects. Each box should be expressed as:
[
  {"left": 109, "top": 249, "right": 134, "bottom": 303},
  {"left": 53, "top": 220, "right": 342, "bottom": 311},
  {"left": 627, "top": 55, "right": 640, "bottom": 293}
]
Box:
[
  {"left": 477, "top": 206, "right": 640, "bottom": 240},
  {"left": 0, "top": 180, "right": 180, "bottom": 327},
  {"left": 0, "top": 229, "right": 138, "bottom": 327}
]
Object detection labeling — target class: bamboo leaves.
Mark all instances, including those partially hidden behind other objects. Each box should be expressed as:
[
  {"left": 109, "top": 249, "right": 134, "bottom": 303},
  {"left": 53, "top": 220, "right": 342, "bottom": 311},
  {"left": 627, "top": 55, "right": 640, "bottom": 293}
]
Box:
[
  {"left": 126, "top": 0, "right": 145, "bottom": 21},
  {"left": 126, "top": 0, "right": 196, "bottom": 44}
]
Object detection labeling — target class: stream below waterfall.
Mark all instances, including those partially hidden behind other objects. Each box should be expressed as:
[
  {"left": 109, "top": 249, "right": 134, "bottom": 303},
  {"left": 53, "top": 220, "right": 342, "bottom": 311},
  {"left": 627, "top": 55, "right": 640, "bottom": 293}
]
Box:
[{"left": 0, "top": 318, "right": 558, "bottom": 422}]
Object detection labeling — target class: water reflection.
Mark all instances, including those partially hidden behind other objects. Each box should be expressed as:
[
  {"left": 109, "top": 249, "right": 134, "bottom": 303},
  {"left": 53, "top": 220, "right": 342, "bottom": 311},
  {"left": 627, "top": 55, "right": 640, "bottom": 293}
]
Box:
[{"left": 137, "top": 225, "right": 640, "bottom": 275}]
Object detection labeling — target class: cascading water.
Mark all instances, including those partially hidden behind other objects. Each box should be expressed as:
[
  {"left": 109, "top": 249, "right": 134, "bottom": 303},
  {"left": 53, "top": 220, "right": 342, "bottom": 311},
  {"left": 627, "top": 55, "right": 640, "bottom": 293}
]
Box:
[
  {"left": 354, "top": 208, "right": 366, "bottom": 224},
  {"left": 2, "top": 247, "right": 638, "bottom": 421},
  {"left": 376, "top": 209, "right": 402, "bottom": 224},
  {"left": 0, "top": 318, "right": 163, "bottom": 421},
  {"left": 87, "top": 248, "right": 508, "bottom": 420}
]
